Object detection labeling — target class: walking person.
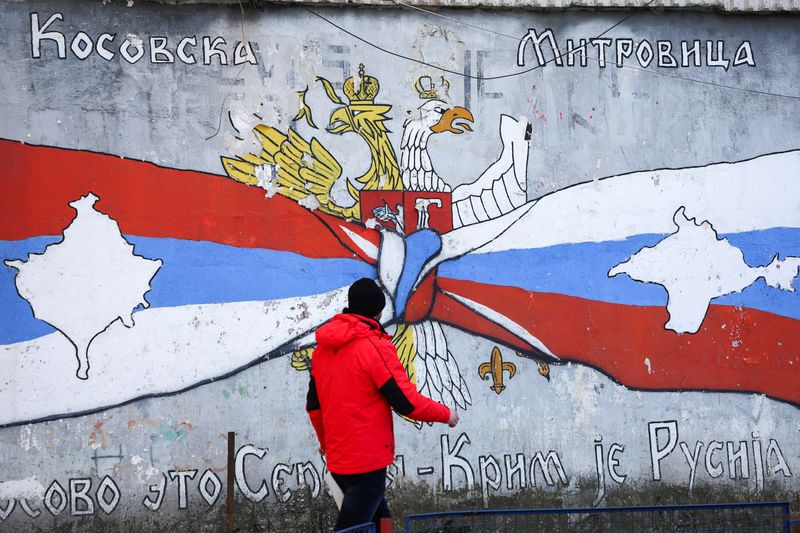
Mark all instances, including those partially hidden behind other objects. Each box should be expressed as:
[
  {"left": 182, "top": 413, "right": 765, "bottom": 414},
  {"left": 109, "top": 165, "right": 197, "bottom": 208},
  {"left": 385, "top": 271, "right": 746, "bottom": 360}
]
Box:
[{"left": 306, "top": 278, "right": 459, "bottom": 532}]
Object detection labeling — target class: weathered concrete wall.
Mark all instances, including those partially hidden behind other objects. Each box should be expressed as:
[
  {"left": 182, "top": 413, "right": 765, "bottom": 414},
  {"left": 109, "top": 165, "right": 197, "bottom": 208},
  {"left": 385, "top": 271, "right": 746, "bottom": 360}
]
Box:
[
  {"left": 0, "top": 1, "right": 799, "bottom": 531},
  {"left": 128, "top": 0, "right": 800, "bottom": 12}
]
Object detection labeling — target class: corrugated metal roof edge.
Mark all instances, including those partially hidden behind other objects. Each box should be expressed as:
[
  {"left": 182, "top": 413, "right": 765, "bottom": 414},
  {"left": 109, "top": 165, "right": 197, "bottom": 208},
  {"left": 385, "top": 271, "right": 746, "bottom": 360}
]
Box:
[{"left": 147, "top": 0, "right": 800, "bottom": 13}]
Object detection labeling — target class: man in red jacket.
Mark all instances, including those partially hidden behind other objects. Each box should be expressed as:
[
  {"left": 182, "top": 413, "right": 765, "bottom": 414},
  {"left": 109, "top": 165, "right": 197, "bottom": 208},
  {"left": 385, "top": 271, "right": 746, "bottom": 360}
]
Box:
[{"left": 306, "top": 278, "right": 459, "bottom": 532}]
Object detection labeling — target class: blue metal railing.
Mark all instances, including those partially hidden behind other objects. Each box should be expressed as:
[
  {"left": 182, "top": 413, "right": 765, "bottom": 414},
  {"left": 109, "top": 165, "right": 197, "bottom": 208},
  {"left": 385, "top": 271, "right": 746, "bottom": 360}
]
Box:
[
  {"left": 406, "top": 501, "right": 792, "bottom": 532},
  {"left": 336, "top": 522, "right": 377, "bottom": 533}
]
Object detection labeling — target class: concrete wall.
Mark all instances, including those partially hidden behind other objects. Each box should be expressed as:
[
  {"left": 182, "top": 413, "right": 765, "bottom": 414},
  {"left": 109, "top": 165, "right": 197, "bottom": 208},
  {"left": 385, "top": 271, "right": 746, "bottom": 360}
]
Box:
[{"left": 0, "top": 1, "right": 799, "bottom": 530}]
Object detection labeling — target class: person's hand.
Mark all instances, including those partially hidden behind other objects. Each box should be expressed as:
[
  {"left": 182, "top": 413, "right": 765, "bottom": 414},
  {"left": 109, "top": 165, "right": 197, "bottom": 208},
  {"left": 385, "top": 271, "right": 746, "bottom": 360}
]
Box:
[{"left": 447, "top": 408, "right": 459, "bottom": 428}]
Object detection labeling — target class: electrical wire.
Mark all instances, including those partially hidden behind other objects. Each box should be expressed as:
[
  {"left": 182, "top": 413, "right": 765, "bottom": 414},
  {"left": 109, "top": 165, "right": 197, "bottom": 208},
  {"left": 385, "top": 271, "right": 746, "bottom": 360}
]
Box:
[
  {"left": 303, "top": 5, "right": 640, "bottom": 80},
  {"left": 387, "top": 0, "right": 521, "bottom": 41},
  {"left": 307, "top": 1, "right": 800, "bottom": 101},
  {"left": 391, "top": 0, "right": 800, "bottom": 100}
]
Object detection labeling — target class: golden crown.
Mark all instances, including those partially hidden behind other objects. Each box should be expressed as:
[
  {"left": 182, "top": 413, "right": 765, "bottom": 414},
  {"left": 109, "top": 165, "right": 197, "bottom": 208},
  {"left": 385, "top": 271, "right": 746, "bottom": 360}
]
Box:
[
  {"left": 414, "top": 75, "right": 450, "bottom": 100},
  {"left": 343, "top": 64, "right": 380, "bottom": 104}
]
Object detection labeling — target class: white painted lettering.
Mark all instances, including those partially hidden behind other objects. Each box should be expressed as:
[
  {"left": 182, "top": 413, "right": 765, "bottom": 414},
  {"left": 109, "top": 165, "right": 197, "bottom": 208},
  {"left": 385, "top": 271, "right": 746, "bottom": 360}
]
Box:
[
  {"left": 616, "top": 39, "right": 634, "bottom": 67},
  {"left": 96, "top": 476, "right": 120, "bottom": 515},
  {"left": 142, "top": 473, "right": 167, "bottom": 511},
  {"left": 30, "top": 12, "right": 66, "bottom": 59},
  {"left": 234, "top": 445, "right": 269, "bottom": 502},
  {"left": 478, "top": 455, "right": 502, "bottom": 501},
  {"left": 726, "top": 441, "right": 749, "bottom": 480},
  {"left": 733, "top": 41, "right": 756, "bottom": 67},
  {"left": 517, "top": 28, "right": 562, "bottom": 67},
  {"left": 608, "top": 443, "right": 626, "bottom": 485},
  {"left": 657, "top": 40, "right": 678, "bottom": 68},
  {"left": 706, "top": 40, "right": 730, "bottom": 70},
  {"left": 295, "top": 462, "right": 321, "bottom": 498},
  {"left": 649, "top": 421, "right": 678, "bottom": 481},
  {"left": 233, "top": 41, "right": 258, "bottom": 65},
  {"left": 504, "top": 454, "right": 526, "bottom": 490},
  {"left": 590, "top": 38, "right": 612, "bottom": 68},
  {"left": 43, "top": 480, "right": 67, "bottom": 516},
  {"left": 566, "top": 39, "right": 587, "bottom": 67},
  {"left": 705, "top": 441, "right": 724, "bottom": 478},
  {"left": 70, "top": 32, "right": 93, "bottom": 60},
  {"left": 441, "top": 433, "right": 475, "bottom": 491},
  {"left": 271, "top": 464, "right": 293, "bottom": 503},
  {"left": 679, "top": 441, "right": 703, "bottom": 494},
  {"left": 636, "top": 40, "right": 654, "bottom": 69},
  {"left": 120, "top": 39, "right": 144, "bottom": 64},
  {"left": 168, "top": 470, "right": 197, "bottom": 510},
  {"left": 203, "top": 36, "right": 228, "bottom": 65},
  {"left": 198, "top": 470, "right": 222, "bottom": 506},
  {"left": 681, "top": 40, "right": 701, "bottom": 67},
  {"left": 177, "top": 36, "right": 197, "bottom": 64},
  {"left": 530, "top": 451, "right": 568, "bottom": 487},
  {"left": 767, "top": 439, "right": 792, "bottom": 477},
  {"left": 69, "top": 479, "right": 94, "bottom": 516},
  {"left": 96, "top": 33, "right": 115, "bottom": 61},
  {"left": 149, "top": 37, "right": 174, "bottom": 64}
]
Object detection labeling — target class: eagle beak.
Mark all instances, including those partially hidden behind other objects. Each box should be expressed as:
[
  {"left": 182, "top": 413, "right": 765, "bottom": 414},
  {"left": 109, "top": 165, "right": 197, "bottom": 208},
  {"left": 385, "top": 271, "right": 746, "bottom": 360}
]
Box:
[
  {"left": 327, "top": 107, "right": 353, "bottom": 134},
  {"left": 431, "top": 106, "right": 474, "bottom": 135}
]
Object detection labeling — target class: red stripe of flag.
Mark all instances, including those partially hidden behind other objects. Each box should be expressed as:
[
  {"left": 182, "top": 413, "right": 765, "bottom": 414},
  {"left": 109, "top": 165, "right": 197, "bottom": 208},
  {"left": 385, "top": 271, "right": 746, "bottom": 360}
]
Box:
[
  {"left": 0, "top": 140, "right": 358, "bottom": 259},
  {"left": 437, "top": 277, "right": 800, "bottom": 406}
]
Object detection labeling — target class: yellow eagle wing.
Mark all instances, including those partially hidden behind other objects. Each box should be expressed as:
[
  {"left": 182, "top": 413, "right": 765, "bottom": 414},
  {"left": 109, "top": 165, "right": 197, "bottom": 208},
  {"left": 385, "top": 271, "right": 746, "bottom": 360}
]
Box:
[{"left": 221, "top": 125, "right": 359, "bottom": 220}]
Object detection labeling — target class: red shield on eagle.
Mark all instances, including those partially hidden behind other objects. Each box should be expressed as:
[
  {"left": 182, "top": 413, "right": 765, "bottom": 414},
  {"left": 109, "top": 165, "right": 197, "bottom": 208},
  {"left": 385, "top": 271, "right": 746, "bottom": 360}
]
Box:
[{"left": 359, "top": 190, "right": 453, "bottom": 234}]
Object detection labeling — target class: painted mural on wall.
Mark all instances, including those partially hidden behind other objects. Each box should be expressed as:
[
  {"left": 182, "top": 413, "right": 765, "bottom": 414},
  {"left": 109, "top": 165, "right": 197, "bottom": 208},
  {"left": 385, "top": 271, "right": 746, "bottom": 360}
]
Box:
[
  {"left": 3, "top": 63, "right": 799, "bottom": 426},
  {"left": 0, "top": 1, "right": 799, "bottom": 528}
]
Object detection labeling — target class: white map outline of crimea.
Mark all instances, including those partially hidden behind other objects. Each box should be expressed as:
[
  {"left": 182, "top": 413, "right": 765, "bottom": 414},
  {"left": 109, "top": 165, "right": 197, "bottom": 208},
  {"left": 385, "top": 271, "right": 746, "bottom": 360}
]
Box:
[
  {"left": 609, "top": 207, "right": 800, "bottom": 334},
  {"left": 5, "top": 193, "right": 162, "bottom": 380}
]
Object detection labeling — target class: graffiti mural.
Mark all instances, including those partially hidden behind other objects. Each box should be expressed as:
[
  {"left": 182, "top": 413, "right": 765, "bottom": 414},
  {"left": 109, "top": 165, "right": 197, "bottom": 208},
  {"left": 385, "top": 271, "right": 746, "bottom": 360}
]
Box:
[
  {"left": 220, "top": 62, "right": 800, "bottom": 411},
  {"left": 1, "top": 0, "right": 799, "bottom": 529}
]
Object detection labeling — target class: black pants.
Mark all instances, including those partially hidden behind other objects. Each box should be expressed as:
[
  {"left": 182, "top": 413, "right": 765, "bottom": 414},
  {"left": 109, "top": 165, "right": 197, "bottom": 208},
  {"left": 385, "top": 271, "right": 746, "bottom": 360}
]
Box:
[{"left": 331, "top": 468, "right": 391, "bottom": 532}]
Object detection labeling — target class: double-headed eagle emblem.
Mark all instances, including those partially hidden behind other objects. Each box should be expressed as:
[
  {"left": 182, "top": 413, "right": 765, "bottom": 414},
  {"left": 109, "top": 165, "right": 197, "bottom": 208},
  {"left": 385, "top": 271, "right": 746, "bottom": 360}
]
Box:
[{"left": 222, "top": 64, "right": 544, "bottom": 422}]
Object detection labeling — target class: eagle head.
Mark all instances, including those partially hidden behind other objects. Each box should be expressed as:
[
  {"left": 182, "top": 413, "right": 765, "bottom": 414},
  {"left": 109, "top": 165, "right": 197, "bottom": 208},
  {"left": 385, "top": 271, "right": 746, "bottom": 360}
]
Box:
[
  {"left": 405, "top": 99, "right": 474, "bottom": 136},
  {"left": 327, "top": 103, "right": 393, "bottom": 136}
]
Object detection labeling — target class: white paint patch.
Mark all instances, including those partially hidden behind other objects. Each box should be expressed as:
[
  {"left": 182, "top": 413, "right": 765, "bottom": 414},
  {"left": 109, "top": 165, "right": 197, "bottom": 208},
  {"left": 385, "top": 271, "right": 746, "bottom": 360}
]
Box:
[
  {"left": 298, "top": 194, "right": 321, "bottom": 211},
  {"left": 610, "top": 207, "right": 800, "bottom": 333},
  {"left": 0, "top": 477, "right": 45, "bottom": 500},
  {"left": 255, "top": 164, "right": 279, "bottom": 198},
  {"left": 131, "top": 455, "right": 161, "bottom": 484},
  {"left": 224, "top": 97, "right": 266, "bottom": 155},
  {"left": 644, "top": 357, "right": 653, "bottom": 374},
  {"left": 125, "top": 33, "right": 143, "bottom": 48},
  {"left": 17, "top": 426, "right": 39, "bottom": 451},
  {"left": 377, "top": 229, "right": 406, "bottom": 299},
  {"left": 5, "top": 193, "right": 162, "bottom": 380}
]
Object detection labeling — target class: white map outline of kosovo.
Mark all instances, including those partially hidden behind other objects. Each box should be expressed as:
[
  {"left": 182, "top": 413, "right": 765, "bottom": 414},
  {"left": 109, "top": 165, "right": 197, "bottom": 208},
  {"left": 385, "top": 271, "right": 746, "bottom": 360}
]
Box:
[
  {"left": 5, "top": 193, "right": 163, "bottom": 380},
  {"left": 609, "top": 206, "right": 800, "bottom": 334}
]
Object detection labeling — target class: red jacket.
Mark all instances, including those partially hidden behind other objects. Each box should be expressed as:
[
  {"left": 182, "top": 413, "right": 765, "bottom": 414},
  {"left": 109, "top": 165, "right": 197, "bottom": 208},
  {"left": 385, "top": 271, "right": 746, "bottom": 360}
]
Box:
[{"left": 306, "top": 313, "right": 451, "bottom": 474}]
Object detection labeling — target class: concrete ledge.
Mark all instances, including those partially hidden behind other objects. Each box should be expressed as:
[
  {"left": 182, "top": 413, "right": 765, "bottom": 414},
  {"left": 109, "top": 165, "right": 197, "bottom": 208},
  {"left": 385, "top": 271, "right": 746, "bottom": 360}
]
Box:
[{"left": 135, "top": 0, "right": 800, "bottom": 13}]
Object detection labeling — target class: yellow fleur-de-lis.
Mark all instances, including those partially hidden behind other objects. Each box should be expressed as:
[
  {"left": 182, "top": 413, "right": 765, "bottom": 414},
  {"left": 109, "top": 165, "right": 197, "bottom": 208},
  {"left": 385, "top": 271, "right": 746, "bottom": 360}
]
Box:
[{"left": 479, "top": 347, "right": 516, "bottom": 394}]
